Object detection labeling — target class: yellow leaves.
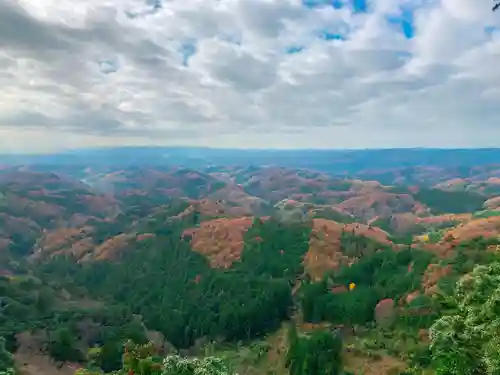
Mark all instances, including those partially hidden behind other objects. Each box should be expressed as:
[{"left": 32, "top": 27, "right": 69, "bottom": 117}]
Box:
[
  {"left": 88, "top": 346, "right": 102, "bottom": 357},
  {"left": 74, "top": 369, "right": 97, "bottom": 375}
]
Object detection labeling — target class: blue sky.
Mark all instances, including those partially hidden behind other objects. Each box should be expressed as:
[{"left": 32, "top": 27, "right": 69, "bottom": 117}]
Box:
[{"left": 0, "top": 0, "right": 499, "bottom": 151}]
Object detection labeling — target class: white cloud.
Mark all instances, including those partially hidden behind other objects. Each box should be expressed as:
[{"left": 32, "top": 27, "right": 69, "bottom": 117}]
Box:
[{"left": 0, "top": 0, "right": 499, "bottom": 152}]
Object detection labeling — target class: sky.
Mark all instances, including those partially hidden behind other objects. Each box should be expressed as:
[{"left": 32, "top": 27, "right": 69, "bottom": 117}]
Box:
[{"left": 0, "top": 0, "right": 499, "bottom": 152}]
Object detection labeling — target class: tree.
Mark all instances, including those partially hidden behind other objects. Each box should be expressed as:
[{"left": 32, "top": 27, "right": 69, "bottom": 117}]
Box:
[
  {"left": 286, "top": 327, "right": 343, "bottom": 375},
  {"left": 48, "top": 327, "right": 83, "bottom": 363},
  {"left": 163, "top": 355, "right": 230, "bottom": 375},
  {"left": 429, "top": 262, "right": 500, "bottom": 375},
  {"left": 286, "top": 324, "right": 303, "bottom": 375},
  {"left": 75, "top": 341, "right": 232, "bottom": 375},
  {"left": 494, "top": 2, "right": 500, "bottom": 11},
  {"left": 304, "top": 330, "right": 343, "bottom": 375},
  {"left": 0, "top": 337, "right": 14, "bottom": 372}
]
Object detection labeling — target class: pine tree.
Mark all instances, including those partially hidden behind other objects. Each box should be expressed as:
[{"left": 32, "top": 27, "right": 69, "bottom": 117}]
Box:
[{"left": 0, "top": 337, "right": 14, "bottom": 372}]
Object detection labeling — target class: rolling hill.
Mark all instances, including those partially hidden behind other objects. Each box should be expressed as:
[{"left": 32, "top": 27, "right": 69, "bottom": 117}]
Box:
[{"left": 1, "top": 158, "right": 500, "bottom": 375}]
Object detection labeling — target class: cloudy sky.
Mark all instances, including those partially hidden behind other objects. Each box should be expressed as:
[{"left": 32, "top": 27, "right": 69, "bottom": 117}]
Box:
[{"left": 0, "top": 0, "right": 499, "bottom": 152}]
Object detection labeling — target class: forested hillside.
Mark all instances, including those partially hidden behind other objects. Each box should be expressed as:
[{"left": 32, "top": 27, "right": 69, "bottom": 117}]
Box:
[{"left": 1, "top": 163, "right": 500, "bottom": 375}]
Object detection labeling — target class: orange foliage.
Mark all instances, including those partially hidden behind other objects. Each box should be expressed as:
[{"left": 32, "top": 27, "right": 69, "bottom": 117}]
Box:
[
  {"left": 175, "top": 198, "right": 243, "bottom": 219},
  {"left": 67, "top": 238, "right": 95, "bottom": 259},
  {"left": 183, "top": 217, "right": 255, "bottom": 268},
  {"left": 208, "top": 185, "right": 268, "bottom": 215},
  {"left": 418, "top": 213, "right": 472, "bottom": 224},
  {"left": 31, "top": 227, "right": 94, "bottom": 260},
  {"left": 78, "top": 195, "right": 120, "bottom": 216},
  {"left": 484, "top": 196, "right": 500, "bottom": 209},
  {"left": 435, "top": 216, "right": 500, "bottom": 247},
  {"left": 241, "top": 167, "right": 345, "bottom": 202},
  {"left": 92, "top": 233, "right": 136, "bottom": 261},
  {"left": 304, "top": 219, "right": 392, "bottom": 280},
  {"left": 334, "top": 192, "right": 428, "bottom": 220},
  {"left": 435, "top": 178, "right": 468, "bottom": 190},
  {"left": 11, "top": 196, "right": 64, "bottom": 218},
  {"left": 422, "top": 264, "right": 452, "bottom": 295},
  {"left": 32, "top": 226, "right": 137, "bottom": 262},
  {"left": 404, "top": 290, "right": 420, "bottom": 305},
  {"left": 0, "top": 213, "right": 40, "bottom": 234}
]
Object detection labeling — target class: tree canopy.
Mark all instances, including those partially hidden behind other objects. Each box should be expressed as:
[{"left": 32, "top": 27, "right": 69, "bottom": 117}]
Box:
[{"left": 430, "top": 262, "right": 500, "bottom": 375}]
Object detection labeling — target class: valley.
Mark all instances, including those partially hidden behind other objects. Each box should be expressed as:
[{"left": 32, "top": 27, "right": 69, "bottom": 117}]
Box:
[{"left": 0, "top": 153, "right": 499, "bottom": 375}]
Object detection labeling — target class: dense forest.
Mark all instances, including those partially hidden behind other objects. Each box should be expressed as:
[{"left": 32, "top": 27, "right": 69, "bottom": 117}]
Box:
[
  {"left": 9, "top": 216, "right": 310, "bottom": 372},
  {"left": 2, "top": 210, "right": 500, "bottom": 374}
]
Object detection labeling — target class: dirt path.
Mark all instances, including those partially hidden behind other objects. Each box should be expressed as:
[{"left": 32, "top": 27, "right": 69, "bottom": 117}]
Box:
[
  {"left": 14, "top": 331, "right": 79, "bottom": 375},
  {"left": 264, "top": 326, "right": 289, "bottom": 375},
  {"left": 15, "top": 353, "right": 77, "bottom": 375},
  {"left": 343, "top": 352, "right": 407, "bottom": 375}
]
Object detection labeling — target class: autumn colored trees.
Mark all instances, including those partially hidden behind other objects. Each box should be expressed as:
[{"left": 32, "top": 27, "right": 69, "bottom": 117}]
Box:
[
  {"left": 13, "top": 208, "right": 500, "bottom": 375},
  {"left": 35, "top": 217, "right": 310, "bottom": 371},
  {"left": 300, "top": 246, "right": 433, "bottom": 327}
]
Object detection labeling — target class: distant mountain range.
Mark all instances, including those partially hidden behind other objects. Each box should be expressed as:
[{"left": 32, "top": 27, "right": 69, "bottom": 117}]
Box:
[{"left": 2, "top": 147, "right": 500, "bottom": 173}]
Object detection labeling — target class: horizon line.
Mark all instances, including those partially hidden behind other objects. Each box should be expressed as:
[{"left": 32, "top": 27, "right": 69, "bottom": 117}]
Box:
[{"left": 3, "top": 146, "right": 500, "bottom": 155}]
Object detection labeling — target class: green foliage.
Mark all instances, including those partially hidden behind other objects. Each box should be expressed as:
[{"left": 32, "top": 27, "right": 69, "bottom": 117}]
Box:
[
  {"left": 337, "top": 247, "right": 432, "bottom": 298},
  {"left": 162, "top": 355, "right": 229, "bottom": 375},
  {"left": 40, "top": 218, "right": 310, "bottom": 355},
  {"left": 443, "top": 237, "right": 500, "bottom": 275},
  {"left": 472, "top": 210, "right": 500, "bottom": 219},
  {"left": 429, "top": 262, "right": 500, "bottom": 375},
  {"left": 301, "top": 245, "right": 434, "bottom": 326},
  {"left": 76, "top": 341, "right": 233, "bottom": 375},
  {"left": 372, "top": 216, "right": 460, "bottom": 245},
  {"left": 413, "top": 188, "right": 485, "bottom": 214},
  {"left": 0, "top": 271, "right": 149, "bottom": 372},
  {"left": 48, "top": 327, "right": 83, "bottom": 363},
  {"left": 370, "top": 217, "right": 393, "bottom": 233},
  {"left": 286, "top": 327, "right": 343, "bottom": 375},
  {"left": 0, "top": 338, "right": 14, "bottom": 372},
  {"left": 122, "top": 197, "right": 190, "bottom": 223},
  {"left": 236, "top": 219, "right": 310, "bottom": 279},
  {"left": 427, "top": 230, "right": 444, "bottom": 244},
  {"left": 8, "top": 233, "right": 37, "bottom": 257},
  {"left": 339, "top": 231, "right": 388, "bottom": 258},
  {"left": 210, "top": 181, "right": 227, "bottom": 192}
]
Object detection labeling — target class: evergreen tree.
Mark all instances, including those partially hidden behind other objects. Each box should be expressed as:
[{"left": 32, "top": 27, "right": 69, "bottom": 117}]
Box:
[
  {"left": 0, "top": 337, "right": 14, "bottom": 372},
  {"left": 286, "top": 327, "right": 343, "bottom": 375}
]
